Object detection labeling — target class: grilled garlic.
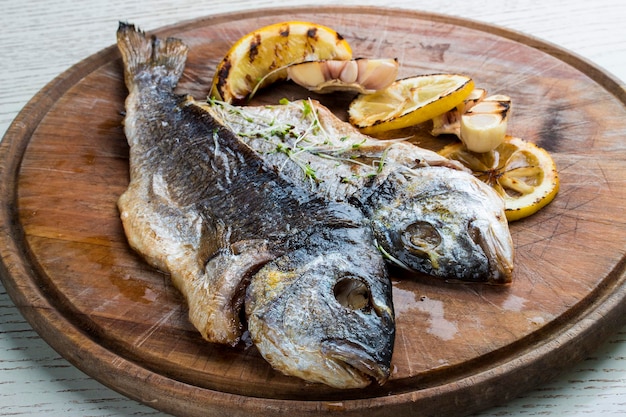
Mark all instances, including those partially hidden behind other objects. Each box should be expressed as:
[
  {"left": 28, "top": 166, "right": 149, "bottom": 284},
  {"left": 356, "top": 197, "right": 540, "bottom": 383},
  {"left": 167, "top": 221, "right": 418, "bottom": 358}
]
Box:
[
  {"left": 460, "top": 94, "right": 511, "bottom": 153},
  {"left": 286, "top": 58, "right": 398, "bottom": 94},
  {"left": 430, "top": 91, "right": 511, "bottom": 153},
  {"left": 431, "top": 88, "right": 487, "bottom": 136}
]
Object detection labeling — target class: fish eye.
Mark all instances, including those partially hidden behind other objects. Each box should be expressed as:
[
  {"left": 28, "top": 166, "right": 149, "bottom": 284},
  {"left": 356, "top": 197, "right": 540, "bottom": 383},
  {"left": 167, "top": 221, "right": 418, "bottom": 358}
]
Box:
[
  {"left": 401, "top": 221, "right": 442, "bottom": 257},
  {"left": 333, "top": 277, "right": 371, "bottom": 311}
]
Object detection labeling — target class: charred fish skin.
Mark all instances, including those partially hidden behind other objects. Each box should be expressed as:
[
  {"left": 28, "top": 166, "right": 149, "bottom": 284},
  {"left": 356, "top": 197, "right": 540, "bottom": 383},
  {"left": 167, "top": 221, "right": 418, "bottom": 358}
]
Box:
[
  {"left": 210, "top": 100, "right": 514, "bottom": 284},
  {"left": 246, "top": 221, "right": 395, "bottom": 388},
  {"left": 116, "top": 23, "right": 394, "bottom": 388},
  {"left": 246, "top": 244, "right": 394, "bottom": 388}
]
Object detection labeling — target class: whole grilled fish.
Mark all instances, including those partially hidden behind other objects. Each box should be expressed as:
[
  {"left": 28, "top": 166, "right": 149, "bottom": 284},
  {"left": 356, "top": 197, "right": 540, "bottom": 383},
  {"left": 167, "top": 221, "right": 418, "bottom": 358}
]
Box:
[
  {"left": 209, "top": 99, "right": 514, "bottom": 283},
  {"left": 116, "top": 23, "right": 394, "bottom": 388}
]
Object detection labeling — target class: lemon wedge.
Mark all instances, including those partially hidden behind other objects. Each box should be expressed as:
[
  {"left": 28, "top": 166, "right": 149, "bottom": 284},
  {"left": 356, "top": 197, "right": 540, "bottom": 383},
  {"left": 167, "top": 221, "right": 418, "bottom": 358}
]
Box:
[
  {"left": 439, "top": 136, "right": 559, "bottom": 221},
  {"left": 348, "top": 74, "right": 474, "bottom": 134},
  {"left": 210, "top": 21, "right": 352, "bottom": 103}
]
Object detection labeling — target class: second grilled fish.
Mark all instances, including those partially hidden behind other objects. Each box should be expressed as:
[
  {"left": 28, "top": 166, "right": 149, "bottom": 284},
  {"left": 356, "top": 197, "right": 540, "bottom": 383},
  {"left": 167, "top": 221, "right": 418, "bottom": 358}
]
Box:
[{"left": 209, "top": 99, "right": 514, "bottom": 283}]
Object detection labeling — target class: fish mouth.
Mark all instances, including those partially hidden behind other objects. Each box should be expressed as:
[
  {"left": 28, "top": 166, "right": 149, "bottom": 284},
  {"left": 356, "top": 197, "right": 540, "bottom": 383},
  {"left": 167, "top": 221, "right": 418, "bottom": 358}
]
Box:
[
  {"left": 469, "top": 219, "right": 515, "bottom": 284},
  {"left": 321, "top": 339, "right": 391, "bottom": 385}
]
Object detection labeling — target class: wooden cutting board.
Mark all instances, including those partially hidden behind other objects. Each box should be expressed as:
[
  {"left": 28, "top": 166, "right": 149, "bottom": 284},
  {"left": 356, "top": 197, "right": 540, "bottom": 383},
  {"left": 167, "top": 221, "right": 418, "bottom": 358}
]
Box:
[{"left": 1, "top": 6, "right": 625, "bottom": 417}]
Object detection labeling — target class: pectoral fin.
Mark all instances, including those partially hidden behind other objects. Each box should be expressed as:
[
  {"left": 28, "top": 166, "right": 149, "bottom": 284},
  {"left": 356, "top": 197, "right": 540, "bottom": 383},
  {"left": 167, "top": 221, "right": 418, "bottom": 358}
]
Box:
[{"left": 185, "top": 239, "right": 276, "bottom": 346}]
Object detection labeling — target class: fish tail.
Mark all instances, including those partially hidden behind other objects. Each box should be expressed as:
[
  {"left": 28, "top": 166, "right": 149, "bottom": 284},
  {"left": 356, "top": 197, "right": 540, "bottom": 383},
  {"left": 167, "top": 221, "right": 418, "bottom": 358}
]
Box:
[{"left": 116, "top": 22, "right": 189, "bottom": 91}]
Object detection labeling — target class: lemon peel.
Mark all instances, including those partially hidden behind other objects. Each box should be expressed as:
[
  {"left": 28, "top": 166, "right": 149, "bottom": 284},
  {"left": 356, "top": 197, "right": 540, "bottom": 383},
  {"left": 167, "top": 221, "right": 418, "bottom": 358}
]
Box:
[
  {"left": 348, "top": 73, "right": 474, "bottom": 134},
  {"left": 210, "top": 21, "right": 352, "bottom": 103}
]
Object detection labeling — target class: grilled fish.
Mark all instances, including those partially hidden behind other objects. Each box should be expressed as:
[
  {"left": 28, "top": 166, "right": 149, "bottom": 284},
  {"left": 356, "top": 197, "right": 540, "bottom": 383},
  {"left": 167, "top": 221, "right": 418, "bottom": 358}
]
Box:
[
  {"left": 116, "top": 23, "right": 394, "bottom": 388},
  {"left": 209, "top": 99, "right": 514, "bottom": 283}
]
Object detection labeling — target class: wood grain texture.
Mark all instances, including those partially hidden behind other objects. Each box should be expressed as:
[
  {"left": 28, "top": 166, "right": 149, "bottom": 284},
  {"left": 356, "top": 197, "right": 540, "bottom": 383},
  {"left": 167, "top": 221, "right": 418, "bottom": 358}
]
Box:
[{"left": 1, "top": 1, "right": 626, "bottom": 416}]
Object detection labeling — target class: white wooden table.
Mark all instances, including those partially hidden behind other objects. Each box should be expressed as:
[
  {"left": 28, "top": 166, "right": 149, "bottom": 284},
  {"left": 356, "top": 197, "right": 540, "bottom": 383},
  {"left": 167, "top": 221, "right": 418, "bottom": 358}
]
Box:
[{"left": 1, "top": 1, "right": 625, "bottom": 415}]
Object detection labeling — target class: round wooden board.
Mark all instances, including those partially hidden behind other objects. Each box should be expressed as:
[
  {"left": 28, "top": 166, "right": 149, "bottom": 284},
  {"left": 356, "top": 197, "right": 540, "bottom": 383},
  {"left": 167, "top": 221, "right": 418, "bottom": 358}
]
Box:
[{"left": 1, "top": 6, "right": 626, "bottom": 417}]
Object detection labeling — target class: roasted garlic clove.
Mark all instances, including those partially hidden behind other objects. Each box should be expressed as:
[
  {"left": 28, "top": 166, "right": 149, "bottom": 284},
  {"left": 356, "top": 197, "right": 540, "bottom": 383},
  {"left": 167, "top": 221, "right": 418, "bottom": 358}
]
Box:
[
  {"left": 430, "top": 88, "right": 487, "bottom": 136},
  {"left": 287, "top": 58, "right": 399, "bottom": 94},
  {"left": 460, "top": 94, "right": 511, "bottom": 153}
]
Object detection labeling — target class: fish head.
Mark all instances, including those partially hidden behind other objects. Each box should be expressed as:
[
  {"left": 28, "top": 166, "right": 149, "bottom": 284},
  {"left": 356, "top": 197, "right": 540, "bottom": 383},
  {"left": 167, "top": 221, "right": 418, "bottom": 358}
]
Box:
[
  {"left": 245, "top": 234, "right": 395, "bottom": 389},
  {"left": 366, "top": 167, "right": 514, "bottom": 283}
]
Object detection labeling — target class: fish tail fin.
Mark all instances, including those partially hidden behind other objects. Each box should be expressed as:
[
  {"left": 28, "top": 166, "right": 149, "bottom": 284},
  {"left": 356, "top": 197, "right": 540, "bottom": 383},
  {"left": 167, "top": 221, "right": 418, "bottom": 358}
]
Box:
[{"left": 116, "top": 22, "right": 188, "bottom": 91}]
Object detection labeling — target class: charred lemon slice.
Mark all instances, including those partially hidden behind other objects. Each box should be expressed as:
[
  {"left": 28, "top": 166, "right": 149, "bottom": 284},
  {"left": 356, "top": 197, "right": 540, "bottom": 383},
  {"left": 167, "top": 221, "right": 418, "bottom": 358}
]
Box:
[
  {"left": 210, "top": 21, "right": 352, "bottom": 103},
  {"left": 348, "top": 74, "right": 474, "bottom": 134},
  {"left": 439, "top": 136, "right": 559, "bottom": 221}
]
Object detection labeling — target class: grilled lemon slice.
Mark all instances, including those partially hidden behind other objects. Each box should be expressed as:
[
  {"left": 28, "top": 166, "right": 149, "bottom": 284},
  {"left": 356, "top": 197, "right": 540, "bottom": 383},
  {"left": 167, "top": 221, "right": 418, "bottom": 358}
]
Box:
[
  {"left": 348, "top": 74, "right": 474, "bottom": 134},
  {"left": 210, "top": 21, "right": 352, "bottom": 103},
  {"left": 439, "top": 136, "right": 559, "bottom": 221}
]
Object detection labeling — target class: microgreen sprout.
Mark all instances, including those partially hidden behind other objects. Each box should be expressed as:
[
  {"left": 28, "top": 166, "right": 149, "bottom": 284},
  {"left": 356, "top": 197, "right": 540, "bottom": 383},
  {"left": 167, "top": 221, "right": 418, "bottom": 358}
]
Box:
[
  {"left": 248, "top": 64, "right": 293, "bottom": 100},
  {"left": 206, "top": 97, "right": 393, "bottom": 184},
  {"left": 376, "top": 242, "right": 411, "bottom": 270}
]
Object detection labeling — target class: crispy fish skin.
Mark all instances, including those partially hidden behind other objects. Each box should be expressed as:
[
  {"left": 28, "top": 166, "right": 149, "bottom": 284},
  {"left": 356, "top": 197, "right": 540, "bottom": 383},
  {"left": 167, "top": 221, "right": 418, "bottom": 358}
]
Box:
[
  {"left": 116, "top": 23, "right": 394, "bottom": 389},
  {"left": 210, "top": 100, "right": 514, "bottom": 283},
  {"left": 247, "top": 249, "right": 395, "bottom": 387}
]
